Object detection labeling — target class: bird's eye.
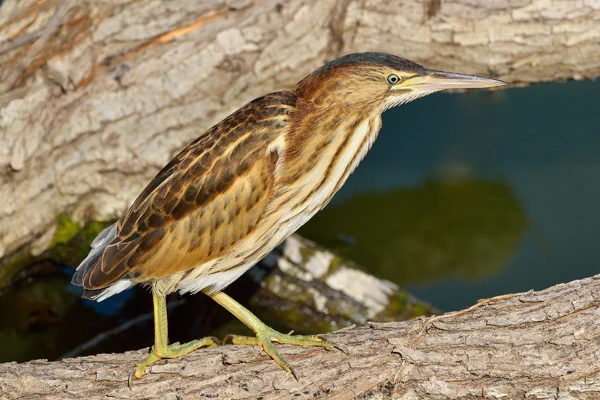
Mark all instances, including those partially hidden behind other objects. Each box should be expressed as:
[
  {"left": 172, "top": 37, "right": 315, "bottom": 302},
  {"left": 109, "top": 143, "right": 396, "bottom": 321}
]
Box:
[{"left": 387, "top": 74, "right": 401, "bottom": 85}]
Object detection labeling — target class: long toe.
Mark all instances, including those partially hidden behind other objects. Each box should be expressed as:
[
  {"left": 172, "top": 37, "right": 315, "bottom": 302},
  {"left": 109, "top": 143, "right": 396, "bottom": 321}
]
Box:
[
  {"left": 224, "top": 327, "right": 336, "bottom": 376},
  {"left": 128, "top": 337, "right": 216, "bottom": 389},
  {"left": 269, "top": 331, "right": 334, "bottom": 349}
]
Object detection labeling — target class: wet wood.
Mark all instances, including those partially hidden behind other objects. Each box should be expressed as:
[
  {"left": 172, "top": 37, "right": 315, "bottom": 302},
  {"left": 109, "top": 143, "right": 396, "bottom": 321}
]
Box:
[
  {"left": 2, "top": 0, "right": 600, "bottom": 264},
  {"left": 2, "top": 275, "right": 600, "bottom": 399}
]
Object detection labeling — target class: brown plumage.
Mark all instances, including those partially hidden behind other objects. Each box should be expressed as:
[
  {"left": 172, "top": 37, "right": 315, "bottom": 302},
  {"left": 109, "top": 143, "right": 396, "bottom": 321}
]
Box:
[
  {"left": 73, "top": 91, "right": 297, "bottom": 297},
  {"left": 73, "top": 53, "right": 505, "bottom": 300},
  {"left": 71, "top": 53, "right": 505, "bottom": 383}
]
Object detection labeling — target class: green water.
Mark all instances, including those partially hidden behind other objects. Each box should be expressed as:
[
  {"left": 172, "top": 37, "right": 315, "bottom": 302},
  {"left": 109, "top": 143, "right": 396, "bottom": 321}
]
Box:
[{"left": 1, "top": 79, "right": 599, "bottom": 362}]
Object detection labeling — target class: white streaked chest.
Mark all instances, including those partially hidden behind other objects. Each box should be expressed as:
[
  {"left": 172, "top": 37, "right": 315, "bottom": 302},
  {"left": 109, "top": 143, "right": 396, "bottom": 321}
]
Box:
[
  {"left": 276, "top": 113, "right": 382, "bottom": 237},
  {"left": 307, "top": 115, "right": 381, "bottom": 210}
]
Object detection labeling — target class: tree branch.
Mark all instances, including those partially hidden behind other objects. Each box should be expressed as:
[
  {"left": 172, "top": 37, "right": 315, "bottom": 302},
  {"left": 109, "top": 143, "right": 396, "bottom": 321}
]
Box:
[{"left": 2, "top": 275, "right": 599, "bottom": 399}]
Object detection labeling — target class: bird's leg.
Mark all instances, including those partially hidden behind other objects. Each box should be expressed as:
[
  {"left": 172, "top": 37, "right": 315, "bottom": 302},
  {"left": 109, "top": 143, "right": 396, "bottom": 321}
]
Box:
[
  {"left": 129, "top": 289, "right": 216, "bottom": 388},
  {"left": 207, "top": 291, "right": 334, "bottom": 378}
]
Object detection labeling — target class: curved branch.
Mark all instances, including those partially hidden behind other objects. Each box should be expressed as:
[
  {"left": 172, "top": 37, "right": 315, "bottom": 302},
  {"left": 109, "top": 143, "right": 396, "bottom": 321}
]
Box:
[{"left": 2, "top": 275, "right": 600, "bottom": 399}]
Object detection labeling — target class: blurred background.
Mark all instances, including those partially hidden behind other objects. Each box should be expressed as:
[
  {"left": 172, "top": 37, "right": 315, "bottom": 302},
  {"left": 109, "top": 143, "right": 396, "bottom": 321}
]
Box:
[{"left": 1, "top": 0, "right": 599, "bottom": 365}]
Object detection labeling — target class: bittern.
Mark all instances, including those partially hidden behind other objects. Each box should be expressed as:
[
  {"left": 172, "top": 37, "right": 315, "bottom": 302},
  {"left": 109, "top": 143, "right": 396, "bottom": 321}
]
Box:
[{"left": 72, "top": 52, "right": 505, "bottom": 384}]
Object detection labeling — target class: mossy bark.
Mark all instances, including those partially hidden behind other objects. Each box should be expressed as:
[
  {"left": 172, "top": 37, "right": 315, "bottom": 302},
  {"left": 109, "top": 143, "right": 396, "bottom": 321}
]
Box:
[
  {"left": 47, "top": 216, "right": 110, "bottom": 268},
  {"left": 0, "top": 247, "right": 35, "bottom": 290},
  {"left": 0, "top": 215, "right": 109, "bottom": 290}
]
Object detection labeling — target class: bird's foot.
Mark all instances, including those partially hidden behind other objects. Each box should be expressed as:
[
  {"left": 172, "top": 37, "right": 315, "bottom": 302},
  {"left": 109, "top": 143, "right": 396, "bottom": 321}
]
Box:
[
  {"left": 224, "top": 327, "right": 336, "bottom": 379},
  {"left": 128, "top": 337, "right": 217, "bottom": 389}
]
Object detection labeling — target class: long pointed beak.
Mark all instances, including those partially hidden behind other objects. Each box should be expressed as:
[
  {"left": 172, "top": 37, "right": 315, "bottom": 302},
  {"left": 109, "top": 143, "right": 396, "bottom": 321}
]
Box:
[{"left": 409, "top": 69, "right": 507, "bottom": 91}]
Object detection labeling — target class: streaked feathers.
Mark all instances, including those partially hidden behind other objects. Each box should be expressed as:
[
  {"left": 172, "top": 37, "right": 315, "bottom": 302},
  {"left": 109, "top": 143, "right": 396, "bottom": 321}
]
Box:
[
  {"left": 72, "top": 92, "right": 297, "bottom": 297},
  {"left": 72, "top": 53, "right": 435, "bottom": 301}
]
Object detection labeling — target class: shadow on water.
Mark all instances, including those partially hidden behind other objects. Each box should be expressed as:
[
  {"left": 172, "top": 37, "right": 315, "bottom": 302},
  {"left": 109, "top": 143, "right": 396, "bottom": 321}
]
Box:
[
  {"left": 299, "top": 177, "right": 527, "bottom": 285},
  {"left": 2, "top": 78, "right": 600, "bottom": 362}
]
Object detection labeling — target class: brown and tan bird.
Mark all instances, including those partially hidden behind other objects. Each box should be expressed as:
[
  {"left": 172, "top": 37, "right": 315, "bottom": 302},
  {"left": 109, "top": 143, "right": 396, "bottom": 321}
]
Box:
[{"left": 72, "top": 52, "right": 505, "bottom": 384}]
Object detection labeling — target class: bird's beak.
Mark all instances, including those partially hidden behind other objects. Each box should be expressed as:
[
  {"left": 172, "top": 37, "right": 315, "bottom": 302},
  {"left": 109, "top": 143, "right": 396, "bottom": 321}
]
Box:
[{"left": 407, "top": 69, "right": 507, "bottom": 92}]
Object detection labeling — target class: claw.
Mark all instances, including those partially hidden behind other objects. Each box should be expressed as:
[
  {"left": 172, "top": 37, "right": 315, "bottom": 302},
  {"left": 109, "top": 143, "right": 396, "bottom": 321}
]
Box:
[
  {"left": 316, "top": 334, "right": 346, "bottom": 353},
  {"left": 208, "top": 292, "right": 343, "bottom": 378},
  {"left": 208, "top": 336, "right": 222, "bottom": 346},
  {"left": 127, "top": 337, "right": 215, "bottom": 386},
  {"left": 128, "top": 371, "right": 134, "bottom": 391},
  {"left": 290, "top": 365, "right": 299, "bottom": 381},
  {"left": 332, "top": 343, "right": 348, "bottom": 354},
  {"left": 224, "top": 327, "right": 339, "bottom": 376},
  {"left": 222, "top": 334, "right": 234, "bottom": 345}
]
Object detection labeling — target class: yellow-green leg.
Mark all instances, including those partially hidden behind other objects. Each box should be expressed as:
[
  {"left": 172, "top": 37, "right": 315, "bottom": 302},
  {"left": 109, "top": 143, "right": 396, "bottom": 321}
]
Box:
[
  {"left": 207, "top": 291, "right": 334, "bottom": 379},
  {"left": 128, "top": 290, "right": 216, "bottom": 389}
]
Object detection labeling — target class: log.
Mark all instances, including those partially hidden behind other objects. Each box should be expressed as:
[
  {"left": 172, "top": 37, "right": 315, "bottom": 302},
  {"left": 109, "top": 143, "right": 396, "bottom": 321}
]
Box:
[
  {"left": 2, "top": 0, "right": 600, "bottom": 266},
  {"left": 245, "top": 235, "right": 436, "bottom": 332},
  {"left": 1, "top": 275, "right": 600, "bottom": 399}
]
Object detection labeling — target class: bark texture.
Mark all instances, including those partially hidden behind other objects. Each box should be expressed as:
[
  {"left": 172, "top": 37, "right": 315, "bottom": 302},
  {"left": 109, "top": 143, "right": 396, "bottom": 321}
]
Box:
[
  {"left": 2, "top": 275, "right": 600, "bottom": 399},
  {"left": 2, "top": 0, "right": 600, "bottom": 263}
]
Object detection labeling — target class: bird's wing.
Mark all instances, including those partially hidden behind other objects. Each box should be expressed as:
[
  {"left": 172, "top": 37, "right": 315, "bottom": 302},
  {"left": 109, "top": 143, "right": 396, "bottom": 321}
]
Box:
[{"left": 73, "top": 91, "right": 297, "bottom": 290}]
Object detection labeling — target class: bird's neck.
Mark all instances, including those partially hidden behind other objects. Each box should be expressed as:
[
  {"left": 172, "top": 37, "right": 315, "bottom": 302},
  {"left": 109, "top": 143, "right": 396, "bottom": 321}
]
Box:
[
  {"left": 277, "top": 102, "right": 382, "bottom": 208},
  {"left": 283, "top": 100, "right": 380, "bottom": 178}
]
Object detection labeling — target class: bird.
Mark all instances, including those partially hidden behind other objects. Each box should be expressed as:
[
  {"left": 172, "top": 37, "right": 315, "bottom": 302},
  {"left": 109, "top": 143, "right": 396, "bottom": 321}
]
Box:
[{"left": 71, "top": 52, "right": 505, "bottom": 386}]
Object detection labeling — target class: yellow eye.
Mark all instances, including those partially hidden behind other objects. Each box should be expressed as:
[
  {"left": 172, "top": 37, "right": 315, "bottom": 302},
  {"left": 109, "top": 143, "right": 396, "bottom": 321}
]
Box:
[{"left": 387, "top": 74, "right": 401, "bottom": 85}]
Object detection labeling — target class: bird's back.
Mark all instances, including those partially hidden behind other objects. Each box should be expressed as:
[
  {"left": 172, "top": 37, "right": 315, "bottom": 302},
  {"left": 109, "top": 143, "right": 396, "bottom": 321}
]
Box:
[{"left": 72, "top": 91, "right": 298, "bottom": 300}]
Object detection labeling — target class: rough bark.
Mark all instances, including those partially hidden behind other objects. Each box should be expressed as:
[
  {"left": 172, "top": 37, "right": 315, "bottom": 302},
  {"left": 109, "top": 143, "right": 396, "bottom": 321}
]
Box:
[
  {"left": 2, "top": 275, "right": 600, "bottom": 399},
  {"left": 2, "top": 0, "right": 600, "bottom": 264}
]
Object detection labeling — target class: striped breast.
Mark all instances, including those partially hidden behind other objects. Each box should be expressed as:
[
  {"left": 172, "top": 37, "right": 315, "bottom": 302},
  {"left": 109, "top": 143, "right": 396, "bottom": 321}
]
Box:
[
  {"left": 247, "top": 113, "right": 383, "bottom": 256},
  {"left": 285, "top": 114, "right": 381, "bottom": 226}
]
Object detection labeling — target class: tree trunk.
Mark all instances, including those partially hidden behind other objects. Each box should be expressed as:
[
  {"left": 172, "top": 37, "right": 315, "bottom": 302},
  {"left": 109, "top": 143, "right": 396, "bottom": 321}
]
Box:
[
  {"left": 2, "top": 275, "right": 599, "bottom": 399},
  {"left": 2, "top": 0, "right": 600, "bottom": 265}
]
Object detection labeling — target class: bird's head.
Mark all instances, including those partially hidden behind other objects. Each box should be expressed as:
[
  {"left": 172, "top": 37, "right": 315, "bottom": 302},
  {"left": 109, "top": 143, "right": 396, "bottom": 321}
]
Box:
[{"left": 297, "top": 52, "right": 506, "bottom": 112}]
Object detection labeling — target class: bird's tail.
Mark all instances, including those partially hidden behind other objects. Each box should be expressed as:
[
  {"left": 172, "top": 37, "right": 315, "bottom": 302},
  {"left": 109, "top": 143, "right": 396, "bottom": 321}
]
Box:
[{"left": 71, "top": 223, "right": 132, "bottom": 301}]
